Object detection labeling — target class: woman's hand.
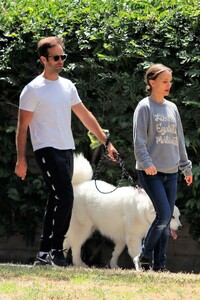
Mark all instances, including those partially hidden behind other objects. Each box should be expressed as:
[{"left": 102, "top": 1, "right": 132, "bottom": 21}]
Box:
[
  {"left": 145, "top": 165, "right": 157, "bottom": 175},
  {"left": 185, "top": 175, "right": 193, "bottom": 186}
]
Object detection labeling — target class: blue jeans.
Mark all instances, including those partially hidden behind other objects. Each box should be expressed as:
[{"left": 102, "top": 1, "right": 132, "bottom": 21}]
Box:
[
  {"left": 153, "top": 225, "right": 170, "bottom": 269},
  {"left": 138, "top": 171, "right": 178, "bottom": 261}
]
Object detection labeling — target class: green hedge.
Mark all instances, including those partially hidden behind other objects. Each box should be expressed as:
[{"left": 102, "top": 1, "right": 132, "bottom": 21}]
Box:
[{"left": 0, "top": 0, "right": 200, "bottom": 242}]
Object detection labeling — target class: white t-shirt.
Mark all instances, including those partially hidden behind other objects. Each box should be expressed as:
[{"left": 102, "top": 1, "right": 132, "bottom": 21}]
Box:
[{"left": 19, "top": 75, "right": 82, "bottom": 151}]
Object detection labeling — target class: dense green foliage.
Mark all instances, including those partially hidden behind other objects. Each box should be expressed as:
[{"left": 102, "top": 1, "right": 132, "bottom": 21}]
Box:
[{"left": 0, "top": 0, "right": 200, "bottom": 241}]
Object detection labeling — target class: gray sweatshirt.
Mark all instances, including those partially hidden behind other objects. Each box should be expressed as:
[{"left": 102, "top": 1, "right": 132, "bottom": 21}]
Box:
[{"left": 133, "top": 97, "right": 192, "bottom": 176}]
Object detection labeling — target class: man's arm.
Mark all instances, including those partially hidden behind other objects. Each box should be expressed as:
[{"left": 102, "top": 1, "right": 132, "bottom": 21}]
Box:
[
  {"left": 72, "top": 102, "right": 117, "bottom": 159},
  {"left": 15, "top": 109, "right": 33, "bottom": 180}
]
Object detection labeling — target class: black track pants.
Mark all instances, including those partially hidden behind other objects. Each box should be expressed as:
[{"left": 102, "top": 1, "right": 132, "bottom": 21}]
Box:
[{"left": 34, "top": 147, "right": 74, "bottom": 251}]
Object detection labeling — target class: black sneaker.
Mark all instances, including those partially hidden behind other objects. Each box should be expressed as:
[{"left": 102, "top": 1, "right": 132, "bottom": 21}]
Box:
[
  {"left": 153, "top": 267, "right": 169, "bottom": 272},
  {"left": 46, "top": 250, "right": 69, "bottom": 267},
  {"left": 133, "top": 254, "right": 150, "bottom": 271},
  {"left": 33, "top": 253, "right": 50, "bottom": 266}
]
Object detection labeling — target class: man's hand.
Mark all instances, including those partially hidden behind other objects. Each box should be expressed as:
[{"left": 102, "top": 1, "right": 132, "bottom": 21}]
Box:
[
  {"left": 106, "top": 142, "right": 118, "bottom": 161},
  {"left": 15, "top": 159, "right": 27, "bottom": 180}
]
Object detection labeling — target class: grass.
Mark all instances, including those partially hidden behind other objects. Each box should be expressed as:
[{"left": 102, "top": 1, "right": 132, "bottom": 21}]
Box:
[{"left": 0, "top": 264, "right": 200, "bottom": 300}]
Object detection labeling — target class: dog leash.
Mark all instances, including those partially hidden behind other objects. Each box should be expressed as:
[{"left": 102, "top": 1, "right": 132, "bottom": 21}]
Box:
[{"left": 94, "top": 134, "right": 136, "bottom": 194}]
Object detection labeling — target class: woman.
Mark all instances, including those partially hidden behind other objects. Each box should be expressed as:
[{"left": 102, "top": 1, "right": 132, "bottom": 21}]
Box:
[{"left": 133, "top": 63, "right": 192, "bottom": 271}]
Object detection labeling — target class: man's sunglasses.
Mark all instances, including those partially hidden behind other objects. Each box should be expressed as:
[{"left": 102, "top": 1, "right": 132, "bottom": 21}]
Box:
[{"left": 47, "top": 54, "right": 67, "bottom": 61}]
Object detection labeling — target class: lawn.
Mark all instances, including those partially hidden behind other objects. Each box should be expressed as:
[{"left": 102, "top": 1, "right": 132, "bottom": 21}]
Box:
[{"left": 0, "top": 264, "right": 200, "bottom": 299}]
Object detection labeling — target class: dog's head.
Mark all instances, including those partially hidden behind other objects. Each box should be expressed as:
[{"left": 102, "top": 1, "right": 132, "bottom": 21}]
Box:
[
  {"left": 169, "top": 205, "right": 182, "bottom": 240},
  {"left": 145, "top": 197, "right": 182, "bottom": 238},
  {"left": 137, "top": 188, "right": 182, "bottom": 239}
]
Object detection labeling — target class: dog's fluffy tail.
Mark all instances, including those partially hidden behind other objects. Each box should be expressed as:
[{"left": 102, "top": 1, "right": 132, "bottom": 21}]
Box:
[{"left": 72, "top": 153, "right": 93, "bottom": 185}]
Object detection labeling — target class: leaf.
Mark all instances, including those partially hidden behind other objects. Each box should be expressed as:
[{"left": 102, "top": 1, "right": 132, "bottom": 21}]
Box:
[{"left": 7, "top": 188, "right": 20, "bottom": 201}]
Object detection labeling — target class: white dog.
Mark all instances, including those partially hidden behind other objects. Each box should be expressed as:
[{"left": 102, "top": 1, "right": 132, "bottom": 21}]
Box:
[{"left": 63, "top": 154, "right": 182, "bottom": 268}]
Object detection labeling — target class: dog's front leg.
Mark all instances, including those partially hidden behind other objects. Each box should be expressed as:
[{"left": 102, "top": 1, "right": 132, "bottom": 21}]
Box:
[
  {"left": 71, "top": 245, "right": 87, "bottom": 267},
  {"left": 110, "top": 242, "right": 125, "bottom": 268},
  {"left": 126, "top": 235, "right": 142, "bottom": 263}
]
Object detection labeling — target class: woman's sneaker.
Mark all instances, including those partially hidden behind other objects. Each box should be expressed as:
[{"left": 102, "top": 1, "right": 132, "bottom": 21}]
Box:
[
  {"left": 133, "top": 254, "right": 150, "bottom": 271},
  {"left": 34, "top": 253, "right": 50, "bottom": 266},
  {"left": 46, "top": 250, "right": 69, "bottom": 267},
  {"left": 153, "top": 267, "right": 169, "bottom": 272}
]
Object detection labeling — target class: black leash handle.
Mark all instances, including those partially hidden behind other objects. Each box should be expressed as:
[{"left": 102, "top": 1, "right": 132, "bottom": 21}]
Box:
[
  {"left": 94, "top": 134, "right": 136, "bottom": 194},
  {"left": 104, "top": 132, "right": 111, "bottom": 154},
  {"left": 94, "top": 153, "right": 119, "bottom": 194}
]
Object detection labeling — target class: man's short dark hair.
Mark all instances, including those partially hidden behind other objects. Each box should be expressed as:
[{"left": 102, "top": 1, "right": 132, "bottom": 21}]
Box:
[{"left": 37, "top": 36, "right": 65, "bottom": 57}]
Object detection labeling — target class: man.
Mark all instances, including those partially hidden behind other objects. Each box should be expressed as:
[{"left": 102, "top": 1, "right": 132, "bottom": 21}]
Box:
[{"left": 15, "top": 36, "right": 116, "bottom": 267}]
